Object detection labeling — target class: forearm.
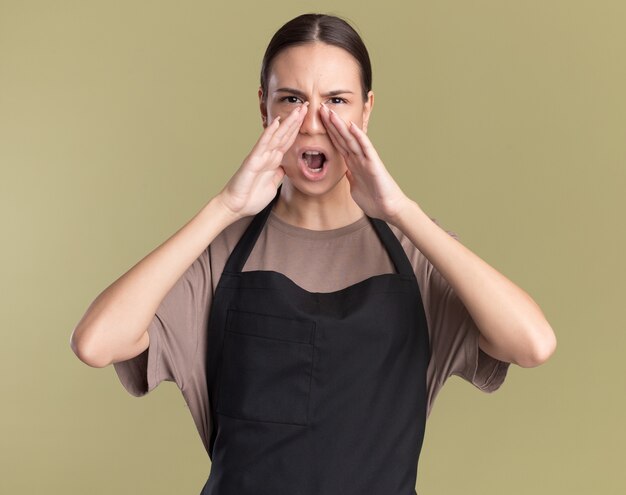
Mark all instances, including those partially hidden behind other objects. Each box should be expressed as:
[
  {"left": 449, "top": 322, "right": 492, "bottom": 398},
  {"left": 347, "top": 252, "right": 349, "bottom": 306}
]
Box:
[
  {"left": 390, "top": 198, "right": 556, "bottom": 368},
  {"left": 70, "top": 193, "right": 240, "bottom": 367}
]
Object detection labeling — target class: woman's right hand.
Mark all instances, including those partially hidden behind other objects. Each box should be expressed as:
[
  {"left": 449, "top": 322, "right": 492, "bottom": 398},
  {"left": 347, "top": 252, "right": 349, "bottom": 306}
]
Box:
[
  {"left": 217, "top": 102, "right": 309, "bottom": 220},
  {"left": 69, "top": 103, "right": 310, "bottom": 369}
]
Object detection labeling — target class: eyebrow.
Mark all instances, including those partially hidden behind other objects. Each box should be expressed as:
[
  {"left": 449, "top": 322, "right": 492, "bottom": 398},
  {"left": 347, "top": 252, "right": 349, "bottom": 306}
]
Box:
[{"left": 273, "top": 87, "right": 354, "bottom": 98}]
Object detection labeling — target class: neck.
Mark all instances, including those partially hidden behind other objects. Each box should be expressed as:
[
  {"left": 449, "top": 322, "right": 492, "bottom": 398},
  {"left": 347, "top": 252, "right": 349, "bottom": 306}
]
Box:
[{"left": 272, "top": 177, "right": 365, "bottom": 231}]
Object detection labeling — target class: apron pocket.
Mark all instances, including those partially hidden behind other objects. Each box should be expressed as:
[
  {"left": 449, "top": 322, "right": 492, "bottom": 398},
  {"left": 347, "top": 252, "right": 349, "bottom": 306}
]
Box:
[{"left": 216, "top": 309, "right": 316, "bottom": 426}]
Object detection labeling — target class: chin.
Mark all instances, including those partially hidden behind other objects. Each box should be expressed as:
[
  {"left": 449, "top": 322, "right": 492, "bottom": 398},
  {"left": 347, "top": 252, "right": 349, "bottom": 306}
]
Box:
[{"left": 282, "top": 171, "right": 348, "bottom": 197}]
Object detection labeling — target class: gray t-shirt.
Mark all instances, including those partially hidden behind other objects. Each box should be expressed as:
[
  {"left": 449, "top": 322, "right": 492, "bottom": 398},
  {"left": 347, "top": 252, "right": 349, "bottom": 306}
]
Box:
[{"left": 114, "top": 209, "right": 510, "bottom": 456}]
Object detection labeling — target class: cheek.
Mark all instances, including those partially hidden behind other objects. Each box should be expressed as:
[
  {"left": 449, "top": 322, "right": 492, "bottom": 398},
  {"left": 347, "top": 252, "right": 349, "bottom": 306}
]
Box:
[
  {"left": 281, "top": 147, "right": 300, "bottom": 168},
  {"left": 270, "top": 104, "right": 295, "bottom": 120},
  {"left": 340, "top": 108, "right": 362, "bottom": 126}
]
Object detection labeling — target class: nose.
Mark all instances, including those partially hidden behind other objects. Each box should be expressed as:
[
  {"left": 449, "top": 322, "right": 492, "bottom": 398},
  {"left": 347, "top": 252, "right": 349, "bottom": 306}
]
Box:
[{"left": 299, "top": 100, "right": 326, "bottom": 135}]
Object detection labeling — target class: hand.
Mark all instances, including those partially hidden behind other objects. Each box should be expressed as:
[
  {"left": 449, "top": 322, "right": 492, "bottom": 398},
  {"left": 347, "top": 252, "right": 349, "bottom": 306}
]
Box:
[
  {"left": 319, "top": 102, "right": 412, "bottom": 225},
  {"left": 217, "top": 102, "right": 310, "bottom": 219}
]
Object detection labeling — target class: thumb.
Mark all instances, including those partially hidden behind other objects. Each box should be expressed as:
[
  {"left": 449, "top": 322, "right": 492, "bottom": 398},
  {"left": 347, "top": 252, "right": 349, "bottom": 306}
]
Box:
[
  {"left": 273, "top": 166, "right": 286, "bottom": 187},
  {"left": 345, "top": 168, "right": 355, "bottom": 186}
]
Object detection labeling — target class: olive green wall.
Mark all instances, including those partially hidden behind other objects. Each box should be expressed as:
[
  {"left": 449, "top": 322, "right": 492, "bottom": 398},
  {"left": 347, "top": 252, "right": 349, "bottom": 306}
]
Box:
[{"left": 1, "top": 1, "right": 623, "bottom": 493}]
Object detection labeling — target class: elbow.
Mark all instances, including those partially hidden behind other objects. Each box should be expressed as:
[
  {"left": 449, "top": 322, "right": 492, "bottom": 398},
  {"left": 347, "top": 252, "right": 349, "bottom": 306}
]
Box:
[
  {"left": 516, "top": 323, "right": 557, "bottom": 368},
  {"left": 70, "top": 327, "right": 112, "bottom": 368}
]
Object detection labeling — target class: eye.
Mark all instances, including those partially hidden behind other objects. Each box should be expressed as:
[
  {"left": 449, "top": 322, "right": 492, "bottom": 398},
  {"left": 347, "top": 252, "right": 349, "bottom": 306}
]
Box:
[
  {"left": 279, "top": 96, "right": 303, "bottom": 104},
  {"left": 329, "top": 97, "right": 348, "bottom": 104}
]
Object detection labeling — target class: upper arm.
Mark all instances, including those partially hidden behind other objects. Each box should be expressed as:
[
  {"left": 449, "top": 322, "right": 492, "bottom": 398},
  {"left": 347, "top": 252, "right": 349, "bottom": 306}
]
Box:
[
  {"left": 478, "top": 332, "right": 512, "bottom": 364},
  {"left": 112, "top": 249, "right": 212, "bottom": 396},
  {"left": 111, "top": 330, "right": 150, "bottom": 365}
]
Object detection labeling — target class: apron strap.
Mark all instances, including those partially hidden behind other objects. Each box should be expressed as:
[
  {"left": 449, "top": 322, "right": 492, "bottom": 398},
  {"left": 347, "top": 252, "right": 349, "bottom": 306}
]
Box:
[
  {"left": 224, "top": 184, "right": 415, "bottom": 279},
  {"left": 368, "top": 216, "right": 415, "bottom": 278}
]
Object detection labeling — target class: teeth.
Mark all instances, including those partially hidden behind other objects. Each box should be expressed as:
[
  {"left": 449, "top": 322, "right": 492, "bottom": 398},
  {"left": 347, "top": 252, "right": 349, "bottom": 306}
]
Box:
[{"left": 302, "top": 149, "right": 326, "bottom": 174}]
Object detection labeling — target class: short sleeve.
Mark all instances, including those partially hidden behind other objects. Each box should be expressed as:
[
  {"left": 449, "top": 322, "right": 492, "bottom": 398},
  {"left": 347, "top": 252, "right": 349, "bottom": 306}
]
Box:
[
  {"left": 113, "top": 248, "right": 211, "bottom": 397},
  {"left": 424, "top": 226, "right": 510, "bottom": 394}
]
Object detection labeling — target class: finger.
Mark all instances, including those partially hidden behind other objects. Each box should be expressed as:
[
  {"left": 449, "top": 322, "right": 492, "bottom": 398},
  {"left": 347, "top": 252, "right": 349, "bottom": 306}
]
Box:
[
  {"left": 348, "top": 121, "right": 378, "bottom": 161},
  {"left": 319, "top": 104, "right": 350, "bottom": 157},
  {"left": 250, "top": 105, "right": 307, "bottom": 175},
  {"left": 319, "top": 104, "right": 345, "bottom": 150},
  {"left": 327, "top": 107, "right": 364, "bottom": 157},
  {"left": 255, "top": 116, "right": 282, "bottom": 149},
  {"left": 324, "top": 119, "right": 349, "bottom": 159},
  {"left": 271, "top": 103, "right": 308, "bottom": 158},
  {"left": 270, "top": 103, "right": 307, "bottom": 146},
  {"left": 255, "top": 105, "right": 301, "bottom": 154},
  {"left": 279, "top": 102, "right": 308, "bottom": 151}
]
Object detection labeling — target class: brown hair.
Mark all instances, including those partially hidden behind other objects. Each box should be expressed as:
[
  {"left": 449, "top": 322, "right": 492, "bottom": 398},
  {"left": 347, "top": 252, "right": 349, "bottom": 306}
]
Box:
[{"left": 259, "top": 13, "right": 372, "bottom": 104}]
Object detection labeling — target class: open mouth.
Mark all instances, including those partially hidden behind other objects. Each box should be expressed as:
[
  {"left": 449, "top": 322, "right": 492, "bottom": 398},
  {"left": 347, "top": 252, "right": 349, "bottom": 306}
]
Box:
[{"left": 301, "top": 151, "right": 326, "bottom": 172}]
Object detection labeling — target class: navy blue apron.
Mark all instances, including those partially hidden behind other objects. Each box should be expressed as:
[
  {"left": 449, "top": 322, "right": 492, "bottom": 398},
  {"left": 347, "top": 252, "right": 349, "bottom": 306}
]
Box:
[{"left": 201, "top": 185, "right": 430, "bottom": 495}]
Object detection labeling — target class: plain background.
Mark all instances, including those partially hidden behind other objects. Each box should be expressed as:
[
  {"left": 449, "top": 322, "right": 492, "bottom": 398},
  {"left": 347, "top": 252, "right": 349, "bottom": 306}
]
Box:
[{"left": 1, "top": 0, "right": 623, "bottom": 493}]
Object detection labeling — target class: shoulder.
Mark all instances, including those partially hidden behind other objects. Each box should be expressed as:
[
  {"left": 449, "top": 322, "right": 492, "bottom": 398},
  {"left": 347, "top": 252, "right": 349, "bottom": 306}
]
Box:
[
  {"left": 384, "top": 216, "right": 460, "bottom": 305},
  {"left": 209, "top": 214, "right": 255, "bottom": 255},
  {"left": 386, "top": 217, "right": 458, "bottom": 268}
]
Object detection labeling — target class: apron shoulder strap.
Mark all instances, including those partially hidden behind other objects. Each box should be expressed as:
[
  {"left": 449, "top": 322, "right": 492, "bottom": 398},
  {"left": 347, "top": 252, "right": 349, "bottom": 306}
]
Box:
[
  {"left": 224, "top": 184, "right": 416, "bottom": 279},
  {"left": 368, "top": 216, "right": 415, "bottom": 278}
]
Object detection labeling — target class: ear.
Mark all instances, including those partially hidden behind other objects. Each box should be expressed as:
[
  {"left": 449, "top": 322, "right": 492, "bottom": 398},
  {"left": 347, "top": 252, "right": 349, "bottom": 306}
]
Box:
[
  {"left": 259, "top": 87, "right": 268, "bottom": 128},
  {"left": 362, "top": 90, "right": 374, "bottom": 134}
]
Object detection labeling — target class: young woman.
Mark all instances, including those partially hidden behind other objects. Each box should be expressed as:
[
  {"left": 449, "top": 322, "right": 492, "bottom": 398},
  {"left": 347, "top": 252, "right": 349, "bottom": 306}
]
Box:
[{"left": 71, "top": 12, "right": 556, "bottom": 494}]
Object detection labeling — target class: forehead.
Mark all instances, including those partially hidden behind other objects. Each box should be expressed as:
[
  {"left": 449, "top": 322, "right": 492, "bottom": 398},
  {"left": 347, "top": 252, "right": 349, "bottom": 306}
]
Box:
[{"left": 267, "top": 42, "right": 360, "bottom": 91}]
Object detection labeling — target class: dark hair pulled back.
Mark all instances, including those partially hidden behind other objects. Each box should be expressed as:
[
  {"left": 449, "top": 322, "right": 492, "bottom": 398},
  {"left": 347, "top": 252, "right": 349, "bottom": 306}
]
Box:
[{"left": 260, "top": 13, "right": 372, "bottom": 104}]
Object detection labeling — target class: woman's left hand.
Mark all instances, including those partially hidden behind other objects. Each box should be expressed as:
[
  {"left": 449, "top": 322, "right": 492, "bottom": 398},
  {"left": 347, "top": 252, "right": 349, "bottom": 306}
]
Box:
[{"left": 319, "top": 102, "right": 412, "bottom": 225}]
